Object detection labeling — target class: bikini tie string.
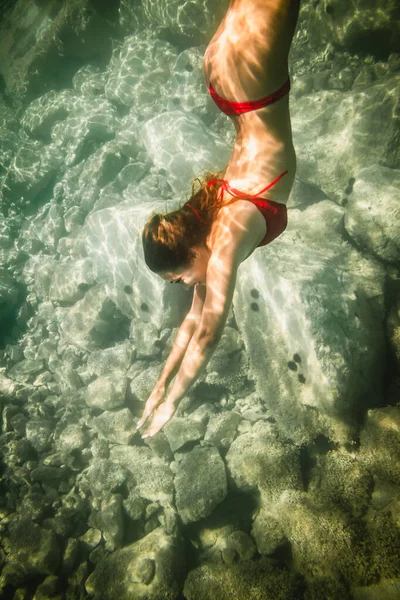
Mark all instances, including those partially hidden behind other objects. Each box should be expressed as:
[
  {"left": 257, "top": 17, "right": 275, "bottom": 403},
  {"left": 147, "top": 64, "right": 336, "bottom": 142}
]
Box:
[
  {"left": 185, "top": 203, "right": 207, "bottom": 224},
  {"left": 207, "top": 170, "right": 288, "bottom": 201},
  {"left": 185, "top": 170, "right": 288, "bottom": 223}
]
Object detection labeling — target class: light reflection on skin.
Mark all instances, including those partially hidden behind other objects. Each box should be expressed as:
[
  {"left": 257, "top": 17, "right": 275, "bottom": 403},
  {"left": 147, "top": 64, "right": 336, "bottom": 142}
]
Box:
[{"left": 138, "top": 0, "right": 300, "bottom": 437}]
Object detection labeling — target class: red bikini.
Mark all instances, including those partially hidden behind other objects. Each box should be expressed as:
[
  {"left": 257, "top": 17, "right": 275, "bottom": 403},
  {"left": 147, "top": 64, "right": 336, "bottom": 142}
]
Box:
[
  {"left": 186, "top": 171, "right": 288, "bottom": 248},
  {"left": 208, "top": 171, "right": 288, "bottom": 247},
  {"left": 184, "top": 79, "right": 291, "bottom": 247},
  {"left": 208, "top": 78, "right": 290, "bottom": 117}
]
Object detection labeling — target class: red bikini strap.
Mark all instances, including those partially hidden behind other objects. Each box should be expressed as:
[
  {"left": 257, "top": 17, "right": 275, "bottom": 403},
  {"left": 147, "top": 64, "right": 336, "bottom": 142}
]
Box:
[
  {"left": 185, "top": 202, "right": 207, "bottom": 223},
  {"left": 208, "top": 170, "right": 288, "bottom": 200}
]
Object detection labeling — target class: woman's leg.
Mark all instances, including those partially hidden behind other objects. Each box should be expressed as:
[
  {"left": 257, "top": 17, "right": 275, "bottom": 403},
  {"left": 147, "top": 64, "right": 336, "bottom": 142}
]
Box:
[{"left": 204, "top": 0, "right": 300, "bottom": 101}]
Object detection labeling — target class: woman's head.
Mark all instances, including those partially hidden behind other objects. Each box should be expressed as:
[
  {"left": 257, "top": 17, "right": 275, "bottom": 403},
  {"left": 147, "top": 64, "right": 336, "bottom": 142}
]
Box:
[
  {"left": 142, "top": 173, "right": 225, "bottom": 285},
  {"left": 142, "top": 207, "right": 209, "bottom": 274}
]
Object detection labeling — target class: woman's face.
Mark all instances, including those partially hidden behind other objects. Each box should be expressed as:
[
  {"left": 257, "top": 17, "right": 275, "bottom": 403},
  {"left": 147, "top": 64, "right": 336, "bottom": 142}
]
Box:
[{"left": 160, "top": 245, "right": 210, "bottom": 289}]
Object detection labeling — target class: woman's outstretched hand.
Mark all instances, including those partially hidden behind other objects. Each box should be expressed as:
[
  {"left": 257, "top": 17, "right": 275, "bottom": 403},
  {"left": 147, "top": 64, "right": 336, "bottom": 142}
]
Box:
[
  {"left": 141, "top": 401, "right": 177, "bottom": 438},
  {"left": 136, "top": 383, "right": 167, "bottom": 431},
  {"left": 136, "top": 383, "right": 178, "bottom": 437}
]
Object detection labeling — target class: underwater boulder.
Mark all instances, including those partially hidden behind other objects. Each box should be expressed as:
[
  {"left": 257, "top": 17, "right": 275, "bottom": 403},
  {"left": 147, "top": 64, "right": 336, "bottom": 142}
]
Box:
[
  {"left": 183, "top": 557, "right": 302, "bottom": 600},
  {"left": 359, "top": 406, "right": 400, "bottom": 485},
  {"left": 105, "top": 32, "right": 178, "bottom": 118},
  {"left": 84, "top": 374, "right": 128, "bottom": 411},
  {"left": 352, "top": 579, "right": 400, "bottom": 600},
  {"left": 167, "top": 47, "right": 216, "bottom": 119},
  {"left": 55, "top": 284, "right": 130, "bottom": 351},
  {"left": 232, "top": 200, "right": 386, "bottom": 445},
  {"left": 225, "top": 420, "right": 302, "bottom": 500},
  {"left": 91, "top": 408, "right": 137, "bottom": 446},
  {"left": 109, "top": 445, "right": 174, "bottom": 507},
  {"left": 49, "top": 258, "right": 96, "bottom": 304},
  {"left": 387, "top": 299, "right": 400, "bottom": 371},
  {"left": 173, "top": 445, "right": 227, "bottom": 524},
  {"left": 345, "top": 165, "right": 400, "bottom": 264},
  {"left": 84, "top": 202, "right": 191, "bottom": 328},
  {"left": 7, "top": 518, "right": 61, "bottom": 576},
  {"left": 0, "top": 0, "right": 115, "bottom": 104},
  {"left": 291, "top": 74, "right": 400, "bottom": 202},
  {"left": 119, "top": 0, "right": 228, "bottom": 44},
  {"left": 140, "top": 110, "right": 231, "bottom": 196},
  {"left": 0, "top": 270, "right": 21, "bottom": 338},
  {"left": 85, "top": 527, "right": 185, "bottom": 600},
  {"left": 302, "top": 0, "right": 400, "bottom": 59}
]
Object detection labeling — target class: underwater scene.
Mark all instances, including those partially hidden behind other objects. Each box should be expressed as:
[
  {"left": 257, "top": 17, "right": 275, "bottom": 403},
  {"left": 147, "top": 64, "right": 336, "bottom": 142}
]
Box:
[{"left": 0, "top": 0, "right": 399, "bottom": 598}]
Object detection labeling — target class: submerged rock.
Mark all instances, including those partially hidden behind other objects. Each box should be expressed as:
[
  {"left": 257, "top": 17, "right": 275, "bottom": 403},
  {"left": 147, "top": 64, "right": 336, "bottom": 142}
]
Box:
[
  {"left": 292, "top": 75, "right": 400, "bottom": 201},
  {"left": 0, "top": 0, "right": 114, "bottom": 104},
  {"left": 7, "top": 518, "right": 61, "bottom": 576},
  {"left": 173, "top": 445, "right": 227, "bottom": 524},
  {"left": 352, "top": 579, "right": 400, "bottom": 600},
  {"left": 225, "top": 421, "right": 301, "bottom": 500},
  {"left": 105, "top": 32, "right": 178, "bottom": 117},
  {"left": 0, "top": 270, "right": 21, "bottom": 335},
  {"left": 109, "top": 445, "right": 174, "bottom": 506},
  {"left": 91, "top": 408, "right": 136, "bottom": 446},
  {"left": 251, "top": 509, "right": 288, "bottom": 556},
  {"left": 183, "top": 558, "right": 302, "bottom": 600},
  {"left": 345, "top": 165, "right": 400, "bottom": 264},
  {"left": 233, "top": 201, "right": 386, "bottom": 445},
  {"left": 49, "top": 258, "right": 96, "bottom": 304},
  {"left": 85, "top": 527, "right": 185, "bottom": 600},
  {"left": 25, "top": 417, "right": 53, "bottom": 453},
  {"left": 56, "top": 285, "right": 130, "bottom": 351},
  {"left": 204, "top": 412, "right": 242, "bottom": 449},
  {"left": 84, "top": 203, "right": 191, "bottom": 327},
  {"left": 163, "top": 417, "right": 206, "bottom": 453},
  {"left": 277, "top": 491, "right": 359, "bottom": 581},
  {"left": 119, "top": 0, "right": 227, "bottom": 43},
  {"left": 359, "top": 406, "right": 400, "bottom": 484},
  {"left": 84, "top": 374, "right": 128, "bottom": 411},
  {"left": 85, "top": 341, "right": 134, "bottom": 378},
  {"left": 387, "top": 299, "right": 400, "bottom": 371},
  {"left": 302, "top": 0, "right": 400, "bottom": 59},
  {"left": 141, "top": 110, "right": 231, "bottom": 195}
]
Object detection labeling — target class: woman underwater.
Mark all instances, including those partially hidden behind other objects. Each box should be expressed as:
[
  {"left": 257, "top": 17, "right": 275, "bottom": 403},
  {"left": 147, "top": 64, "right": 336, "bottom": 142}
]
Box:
[{"left": 138, "top": 0, "right": 301, "bottom": 437}]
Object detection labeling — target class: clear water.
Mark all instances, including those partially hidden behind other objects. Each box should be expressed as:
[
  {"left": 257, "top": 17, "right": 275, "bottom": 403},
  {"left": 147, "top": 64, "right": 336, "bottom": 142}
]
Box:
[{"left": 0, "top": 1, "right": 399, "bottom": 599}]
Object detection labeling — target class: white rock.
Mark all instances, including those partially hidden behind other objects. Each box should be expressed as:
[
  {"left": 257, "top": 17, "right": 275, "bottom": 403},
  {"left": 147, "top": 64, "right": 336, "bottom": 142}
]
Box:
[
  {"left": 92, "top": 408, "right": 136, "bottom": 446},
  {"left": 109, "top": 445, "right": 174, "bottom": 506},
  {"left": 232, "top": 200, "right": 386, "bottom": 444},
  {"left": 85, "top": 374, "right": 128, "bottom": 410},
  {"left": 105, "top": 33, "right": 177, "bottom": 114},
  {"left": 291, "top": 75, "right": 400, "bottom": 201},
  {"left": 49, "top": 258, "right": 96, "bottom": 304},
  {"left": 140, "top": 110, "right": 231, "bottom": 195},
  {"left": 345, "top": 165, "right": 400, "bottom": 263},
  {"left": 225, "top": 421, "right": 301, "bottom": 500},
  {"left": 84, "top": 202, "right": 191, "bottom": 328}
]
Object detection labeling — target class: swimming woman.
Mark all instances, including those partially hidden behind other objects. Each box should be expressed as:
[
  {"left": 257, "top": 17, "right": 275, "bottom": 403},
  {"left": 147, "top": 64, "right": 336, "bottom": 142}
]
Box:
[{"left": 138, "top": 0, "right": 300, "bottom": 437}]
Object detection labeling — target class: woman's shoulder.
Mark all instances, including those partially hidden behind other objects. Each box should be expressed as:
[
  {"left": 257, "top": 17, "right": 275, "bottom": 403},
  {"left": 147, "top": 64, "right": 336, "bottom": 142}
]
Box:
[{"left": 209, "top": 199, "right": 267, "bottom": 265}]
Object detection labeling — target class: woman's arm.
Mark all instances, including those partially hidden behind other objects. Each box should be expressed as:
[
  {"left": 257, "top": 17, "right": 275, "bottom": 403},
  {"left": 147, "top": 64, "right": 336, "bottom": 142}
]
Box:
[
  {"left": 158, "top": 286, "right": 205, "bottom": 388},
  {"left": 137, "top": 285, "right": 206, "bottom": 429},
  {"left": 142, "top": 250, "right": 239, "bottom": 438}
]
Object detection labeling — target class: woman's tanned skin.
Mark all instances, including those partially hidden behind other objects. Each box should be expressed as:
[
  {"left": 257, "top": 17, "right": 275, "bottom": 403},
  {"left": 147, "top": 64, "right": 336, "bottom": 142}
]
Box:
[{"left": 138, "top": 0, "right": 300, "bottom": 437}]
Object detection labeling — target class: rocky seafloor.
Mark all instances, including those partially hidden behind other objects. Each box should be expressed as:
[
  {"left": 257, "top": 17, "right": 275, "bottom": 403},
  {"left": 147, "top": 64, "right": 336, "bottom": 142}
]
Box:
[{"left": 0, "top": 0, "right": 400, "bottom": 598}]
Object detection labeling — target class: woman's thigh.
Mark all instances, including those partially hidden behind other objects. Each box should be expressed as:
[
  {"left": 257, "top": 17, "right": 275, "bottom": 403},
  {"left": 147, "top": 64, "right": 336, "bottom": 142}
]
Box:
[{"left": 204, "top": 0, "right": 300, "bottom": 100}]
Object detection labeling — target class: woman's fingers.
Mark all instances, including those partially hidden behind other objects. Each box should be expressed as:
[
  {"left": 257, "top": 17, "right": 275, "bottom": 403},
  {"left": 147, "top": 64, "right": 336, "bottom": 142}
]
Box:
[
  {"left": 136, "top": 388, "right": 166, "bottom": 429},
  {"left": 136, "top": 400, "right": 156, "bottom": 429},
  {"left": 136, "top": 413, "right": 149, "bottom": 429},
  {"left": 142, "top": 402, "right": 177, "bottom": 438}
]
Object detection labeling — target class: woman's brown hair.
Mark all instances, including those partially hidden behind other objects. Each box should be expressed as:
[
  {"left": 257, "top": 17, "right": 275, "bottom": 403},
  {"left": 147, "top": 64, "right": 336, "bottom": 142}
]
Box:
[{"left": 142, "top": 171, "right": 232, "bottom": 274}]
